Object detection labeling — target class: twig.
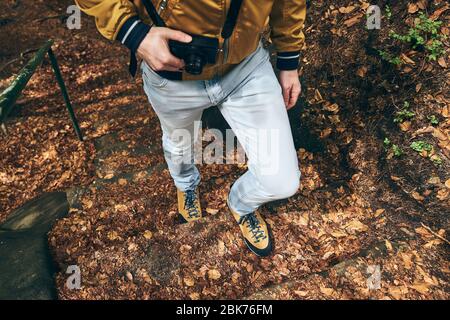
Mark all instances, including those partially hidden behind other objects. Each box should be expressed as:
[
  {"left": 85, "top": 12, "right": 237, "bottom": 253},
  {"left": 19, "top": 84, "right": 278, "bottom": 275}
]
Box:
[
  {"left": 0, "top": 48, "right": 38, "bottom": 74},
  {"left": 420, "top": 222, "right": 450, "bottom": 245},
  {"left": 34, "top": 14, "right": 70, "bottom": 23}
]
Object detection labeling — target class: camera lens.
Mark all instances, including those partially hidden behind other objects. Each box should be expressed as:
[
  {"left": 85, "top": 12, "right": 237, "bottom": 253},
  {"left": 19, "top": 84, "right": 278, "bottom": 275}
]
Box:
[{"left": 185, "top": 53, "right": 204, "bottom": 75}]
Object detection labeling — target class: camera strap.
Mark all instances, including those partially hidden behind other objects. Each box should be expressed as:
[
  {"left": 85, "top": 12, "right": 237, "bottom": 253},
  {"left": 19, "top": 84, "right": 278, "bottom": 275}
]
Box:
[
  {"left": 142, "top": 0, "right": 244, "bottom": 39},
  {"left": 221, "top": 0, "right": 243, "bottom": 39}
]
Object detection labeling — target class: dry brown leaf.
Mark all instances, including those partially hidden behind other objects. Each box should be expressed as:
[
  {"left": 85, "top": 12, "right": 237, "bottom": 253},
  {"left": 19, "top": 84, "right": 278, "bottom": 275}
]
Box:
[
  {"left": 399, "top": 121, "right": 411, "bottom": 132},
  {"left": 339, "top": 6, "right": 356, "bottom": 14},
  {"left": 437, "top": 57, "right": 447, "bottom": 68},
  {"left": 206, "top": 207, "right": 219, "bottom": 215},
  {"left": 385, "top": 239, "right": 393, "bottom": 251},
  {"left": 356, "top": 66, "right": 368, "bottom": 77},
  {"left": 331, "top": 230, "right": 347, "bottom": 238},
  {"left": 445, "top": 179, "right": 450, "bottom": 189},
  {"left": 389, "top": 286, "right": 409, "bottom": 299},
  {"left": 82, "top": 199, "right": 93, "bottom": 209},
  {"left": 346, "top": 219, "right": 368, "bottom": 232},
  {"left": 143, "top": 230, "right": 153, "bottom": 239},
  {"left": 320, "top": 287, "right": 335, "bottom": 296},
  {"left": 184, "top": 277, "right": 195, "bottom": 287},
  {"left": 401, "top": 53, "right": 415, "bottom": 65},
  {"left": 343, "top": 14, "right": 363, "bottom": 27},
  {"left": 294, "top": 290, "right": 308, "bottom": 297},
  {"left": 189, "top": 292, "right": 200, "bottom": 300},
  {"left": 408, "top": 3, "right": 419, "bottom": 14},
  {"left": 320, "top": 128, "right": 332, "bottom": 138},
  {"left": 401, "top": 253, "right": 413, "bottom": 270},
  {"left": 208, "top": 269, "right": 221, "bottom": 280},
  {"left": 436, "top": 188, "right": 449, "bottom": 200},
  {"left": 410, "top": 283, "right": 430, "bottom": 294},
  {"left": 114, "top": 204, "right": 128, "bottom": 211},
  {"left": 412, "top": 191, "right": 425, "bottom": 201}
]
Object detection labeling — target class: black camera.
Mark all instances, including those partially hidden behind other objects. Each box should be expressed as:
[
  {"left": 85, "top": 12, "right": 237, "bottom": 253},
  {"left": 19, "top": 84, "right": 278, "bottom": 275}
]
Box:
[
  {"left": 169, "top": 35, "right": 219, "bottom": 75},
  {"left": 142, "top": 0, "right": 242, "bottom": 76}
]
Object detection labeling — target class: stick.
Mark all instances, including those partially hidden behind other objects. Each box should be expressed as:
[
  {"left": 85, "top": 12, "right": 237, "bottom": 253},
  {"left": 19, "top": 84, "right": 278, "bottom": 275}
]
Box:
[{"left": 420, "top": 222, "right": 450, "bottom": 245}]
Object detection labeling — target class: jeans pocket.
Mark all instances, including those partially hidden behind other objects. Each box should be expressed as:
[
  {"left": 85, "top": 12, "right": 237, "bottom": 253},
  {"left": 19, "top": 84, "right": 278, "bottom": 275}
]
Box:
[{"left": 142, "top": 61, "right": 169, "bottom": 88}]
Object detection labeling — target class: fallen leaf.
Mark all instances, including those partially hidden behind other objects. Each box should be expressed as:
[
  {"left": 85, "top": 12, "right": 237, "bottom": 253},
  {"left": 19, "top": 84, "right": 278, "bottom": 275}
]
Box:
[
  {"left": 184, "top": 277, "right": 195, "bottom": 287},
  {"left": 437, "top": 57, "right": 447, "bottom": 68},
  {"left": 445, "top": 179, "right": 450, "bottom": 189},
  {"left": 143, "top": 230, "right": 153, "bottom": 239},
  {"left": 399, "top": 121, "right": 411, "bottom": 131},
  {"left": 339, "top": 6, "right": 356, "bottom": 14},
  {"left": 346, "top": 219, "right": 368, "bottom": 232},
  {"left": 208, "top": 269, "right": 221, "bottom": 280},
  {"left": 385, "top": 239, "right": 393, "bottom": 251},
  {"left": 408, "top": 3, "right": 419, "bottom": 14},
  {"left": 412, "top": 191, "right": 425, "bottom": 202},
  {"left": 320, "top": 287, "right": 335, "bottom": 296},
  {"left": 410, "top": 283, "right": 430, "bottom": 294},
  {"left": 189, "top": 292, "right": 200, "bottom": 300},
  {"left": 206, "top": 207, "right": 219, "bottom": 215},
  {"left": 343, "top": 14, "right": 363, "bottom": 27}
]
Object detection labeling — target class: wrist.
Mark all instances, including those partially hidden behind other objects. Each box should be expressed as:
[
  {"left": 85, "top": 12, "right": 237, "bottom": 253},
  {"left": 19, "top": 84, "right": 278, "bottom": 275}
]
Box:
[
  {"left": 117, "top": 16, "right": 151, "bottom": 54},
  {"left": 276, "top": 51, "right": 300, "bottom": 70}
]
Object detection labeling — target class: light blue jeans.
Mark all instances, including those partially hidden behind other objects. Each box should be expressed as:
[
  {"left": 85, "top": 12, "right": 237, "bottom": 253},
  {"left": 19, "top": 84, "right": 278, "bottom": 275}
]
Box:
[{"left": 142, "top": 43, "right": 300, "bottom": 216}]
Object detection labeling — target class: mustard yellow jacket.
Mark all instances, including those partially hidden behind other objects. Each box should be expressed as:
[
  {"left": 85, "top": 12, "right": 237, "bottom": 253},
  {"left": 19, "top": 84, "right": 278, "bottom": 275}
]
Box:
[{"left": 75, "top": 0, "right": 306, "bottom": 80}]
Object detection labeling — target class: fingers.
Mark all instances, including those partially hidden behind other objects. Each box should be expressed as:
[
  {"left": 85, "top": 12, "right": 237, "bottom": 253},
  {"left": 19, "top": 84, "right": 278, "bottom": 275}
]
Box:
[
  {"left": 288, "top": 83, "right": 301, "bottom": 109},
  {"left": 282, "top": 85, "right": 291, "bottom": 107},
  {"left": 282, "top": 82, "right": 301, "bottom": 110},
  {"left": 161, "top": 51, "right": 185, "bottom": 69},
  {"left": 163, "top": 28, "right": 192, "bottom": 43}
]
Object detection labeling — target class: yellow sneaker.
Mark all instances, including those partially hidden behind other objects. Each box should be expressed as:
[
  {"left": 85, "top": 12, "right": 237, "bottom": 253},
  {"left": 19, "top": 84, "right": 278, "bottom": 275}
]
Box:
[
  {"left": 177, "top": 188, "right": 202, "bottom": 223},
  {"left": 229, "top": 206, "right": 273, "bottom": 257}
]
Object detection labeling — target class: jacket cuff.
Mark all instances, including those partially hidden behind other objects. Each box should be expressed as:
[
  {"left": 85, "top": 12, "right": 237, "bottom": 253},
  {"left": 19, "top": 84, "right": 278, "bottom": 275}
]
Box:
[
  {"left": 117, "top": 16, "right": 151, "bottom": 53},
  {"left": 276, "top": 51, "right": 300, "bottom": 70}
]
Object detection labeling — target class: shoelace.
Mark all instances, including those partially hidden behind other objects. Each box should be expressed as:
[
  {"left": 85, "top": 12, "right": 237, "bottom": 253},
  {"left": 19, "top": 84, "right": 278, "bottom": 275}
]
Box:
[
  {"left": 184, "top": 190, "right": 201, "bottom": 219},
  {"left": 239, "top": 213, "right": 267, "bottom": 243}
]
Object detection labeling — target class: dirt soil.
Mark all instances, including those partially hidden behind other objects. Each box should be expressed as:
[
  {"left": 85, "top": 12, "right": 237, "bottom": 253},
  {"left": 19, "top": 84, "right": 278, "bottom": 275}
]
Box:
[{"left": 0, "top": 0, "right": 448, "bottom": 299}]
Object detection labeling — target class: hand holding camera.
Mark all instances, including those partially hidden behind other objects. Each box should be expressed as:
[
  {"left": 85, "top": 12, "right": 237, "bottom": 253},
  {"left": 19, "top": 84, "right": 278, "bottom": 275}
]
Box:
[{"left": 137, "top": 27, "right": 192, "bottom": 72}]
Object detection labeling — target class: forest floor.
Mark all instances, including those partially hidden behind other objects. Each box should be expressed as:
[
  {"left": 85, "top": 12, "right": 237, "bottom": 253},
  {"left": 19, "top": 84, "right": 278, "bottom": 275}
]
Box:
[{"left": 0, "top": 0, "right": 448, "bottom": 299}]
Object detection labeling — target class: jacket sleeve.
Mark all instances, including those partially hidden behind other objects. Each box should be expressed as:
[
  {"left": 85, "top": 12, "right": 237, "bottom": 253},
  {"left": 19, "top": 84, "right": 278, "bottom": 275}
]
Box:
[
  {"left": 269, "top": 0, "right": 307, "bottom": 70},
  {"left": 75, "top": 0, "right": 150, "bottom": 54}
]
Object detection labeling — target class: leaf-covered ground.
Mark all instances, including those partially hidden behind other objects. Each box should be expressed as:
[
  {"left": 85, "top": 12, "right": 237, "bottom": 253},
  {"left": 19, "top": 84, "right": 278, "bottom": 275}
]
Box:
[{"left": 0, "top": 0, "right": 448, "bottom": 299}]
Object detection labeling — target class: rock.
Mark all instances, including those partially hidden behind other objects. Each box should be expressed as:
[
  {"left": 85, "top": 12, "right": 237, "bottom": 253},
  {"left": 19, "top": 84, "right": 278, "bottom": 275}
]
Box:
[
  {"left": 0, "top": 192, "right": 69, "bottom": 299},
  {"left": 1, "top": 192, "right": 68, "bottom": 233}
]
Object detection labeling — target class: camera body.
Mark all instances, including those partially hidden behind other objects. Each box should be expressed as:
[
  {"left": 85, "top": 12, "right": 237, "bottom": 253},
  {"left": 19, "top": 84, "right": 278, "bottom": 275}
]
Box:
[{"left": 169, "top": 35, "right": 219, "bottom": 75}]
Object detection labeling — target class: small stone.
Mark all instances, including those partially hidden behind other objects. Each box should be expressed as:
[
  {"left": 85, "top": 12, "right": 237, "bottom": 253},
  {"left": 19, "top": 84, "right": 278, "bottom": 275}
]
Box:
[{"left": 125, "top": 271, "right": 133, "bottom": 282}]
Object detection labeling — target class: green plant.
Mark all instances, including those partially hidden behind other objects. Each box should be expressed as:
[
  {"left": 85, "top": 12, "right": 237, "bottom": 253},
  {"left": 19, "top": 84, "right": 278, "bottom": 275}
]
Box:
[
  {"left": 431, "top": 155, "right": 443, "bottom": 165},
  {"left": 394, "top": 101, "right": 415, "bottom": 123},
  {"left": 428, "top": 115, "right": 439, "bottom": 125},
  {"left": 392, "top": 144, "right": 403, "bottom": 157},
  {"left": 383, "top": 137, "right": 402, "bottom": 157},
  {"left": 426, "top": 39, "right": 446, "bottom": 61},
  {"left": 385, "top": 5, "right": 392, "bottom": 19},
  {"left": 389, "top": 12, "right": 446, "bottom": 61},
  {"left": 379, "top": 50, "right": 402, "bottom": 65},
  {"left": 410, "top": 140, "right": 433, "bottom": 153},
  {"left": 394, "top": 110, "right": 415, "bottom": 123}
]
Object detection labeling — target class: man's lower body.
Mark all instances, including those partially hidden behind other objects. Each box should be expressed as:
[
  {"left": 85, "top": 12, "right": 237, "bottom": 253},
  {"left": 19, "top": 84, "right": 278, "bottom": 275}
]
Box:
[{"left": 142, "top": 42, "right": 300, "bottom": 256}]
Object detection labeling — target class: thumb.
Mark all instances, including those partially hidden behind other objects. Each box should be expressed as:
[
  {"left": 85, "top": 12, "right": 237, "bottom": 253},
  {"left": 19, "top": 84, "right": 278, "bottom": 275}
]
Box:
[{"left": 164, "top": 29, "right": 192, "bottom": 43}]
